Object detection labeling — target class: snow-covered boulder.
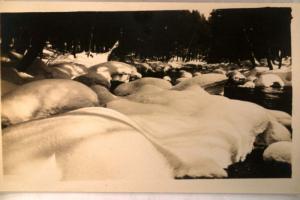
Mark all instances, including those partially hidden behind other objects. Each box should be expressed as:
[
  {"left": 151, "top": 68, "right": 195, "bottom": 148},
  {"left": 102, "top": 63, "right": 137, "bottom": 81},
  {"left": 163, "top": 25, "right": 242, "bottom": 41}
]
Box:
[
  {"left": 263, "top": 141, "right": 292, "bottom": 164},
  {"left": 108, "top": 85, "right": 273, "bottom": 178},
  {"left": 226, "top": 70, "right": 246, "bottom": 85},
  {"left": 212, "top": 68, "right": 226, "bottom": 75},
  {"left": 90, "top": 85, "right": 118, "bottom": 106},
  {"left": 163, "top": 76, "right": 172, "bottom": 82},
  {"left": 267, "top": 109, "right": 292, "bottom": 127},
  {"left": 175, "top": 77, "right": 189, "bottom": 84},
  {"left": 114, "top": 77, "right": 172, "bottom": 96},
  {"left": 179, "top": 70, "right": 193, "bottom": 79},
  {"left": 193, "top": 72, "right": 202, "bottom": 77},
  {"left": 89, "top": 61, "right": 142, "bottom": 83},
  {"left": 265, "top": 119, "right": 291, "bottom": 144},
  {"left": 238, "top": 81, "right": 255, "bottom": 89},
  {"left": 73, "top": 72, "right": 110, "bottom": 88},
  {"left": 172, "top": 74, "right": 227, "bottom": 91},
  {"left": 1, "top": 79, "right": 99, "bottom": 126},
  {"left": 2, "top": 107, "right": 172, "bottom": 182},
  {"left": 255, "top": 74, "right": 285, "bottom": 88}
]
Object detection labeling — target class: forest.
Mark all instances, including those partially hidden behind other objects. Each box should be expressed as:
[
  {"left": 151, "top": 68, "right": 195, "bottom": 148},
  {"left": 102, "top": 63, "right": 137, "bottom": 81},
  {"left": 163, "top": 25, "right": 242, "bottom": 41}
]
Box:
[{"left": 1, "top": 7, "right": 292, "bottom": 71}]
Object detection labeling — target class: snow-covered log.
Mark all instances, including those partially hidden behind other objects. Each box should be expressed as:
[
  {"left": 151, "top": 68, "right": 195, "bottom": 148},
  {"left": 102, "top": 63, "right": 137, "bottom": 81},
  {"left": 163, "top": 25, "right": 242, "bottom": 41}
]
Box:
[{"left": 1, "top": 79, "right": 99, "bottom": 126}]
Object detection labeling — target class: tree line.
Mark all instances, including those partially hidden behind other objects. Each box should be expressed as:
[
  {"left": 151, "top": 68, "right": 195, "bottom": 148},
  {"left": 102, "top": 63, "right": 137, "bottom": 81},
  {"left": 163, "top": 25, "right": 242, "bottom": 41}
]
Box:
[{"left": 0, "top": 7, "right": 292, "bottom": 71}]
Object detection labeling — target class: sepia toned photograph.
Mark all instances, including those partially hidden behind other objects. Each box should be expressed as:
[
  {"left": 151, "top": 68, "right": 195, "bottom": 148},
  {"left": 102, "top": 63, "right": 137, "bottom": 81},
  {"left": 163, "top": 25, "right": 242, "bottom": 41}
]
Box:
[{"left": 0, "top": 2, "right": 299, "bottom": 193}]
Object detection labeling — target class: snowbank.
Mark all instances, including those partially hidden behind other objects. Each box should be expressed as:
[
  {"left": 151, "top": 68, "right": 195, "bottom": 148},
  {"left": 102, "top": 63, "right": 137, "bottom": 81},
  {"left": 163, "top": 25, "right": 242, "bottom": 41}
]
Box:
[
  {"left": 1, "top": 79, "right": 99, "bottom": 126},
  {"left": 3, "top": 107, "right": 172, "bottom": 182},
  {"left": 114, "top": 77, "right": 172, "bottom": 96},
  {"left": 108, "top": 85, "right": 274, "bottom": 178},
  {"left": 263, "top": 141, "right": 292, "bottom": 164},
  {"left": 172, "top": 74, "right": 227, "bottom": 91}
]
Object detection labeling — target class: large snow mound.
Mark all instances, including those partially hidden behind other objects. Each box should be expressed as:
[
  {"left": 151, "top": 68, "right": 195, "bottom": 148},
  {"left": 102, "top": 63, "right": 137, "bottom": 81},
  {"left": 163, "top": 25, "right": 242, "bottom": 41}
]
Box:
[
  {"left": 1, "top": 79, "right": 99, "bottom": 126},
  {"left": 263, "top": 141, "right": 292, "bottom": 164},
  {"left": 172, "top": 74, "right": 227, "bottom": 91},
  {"left": 2, "top": 107, "right": 172, "bottom": 182},
  {"left": 108, "top": 85, "right": 275, "bottom": 178},
  {"left": 114, "top": 77, "right": 172, "bottom": 96}
]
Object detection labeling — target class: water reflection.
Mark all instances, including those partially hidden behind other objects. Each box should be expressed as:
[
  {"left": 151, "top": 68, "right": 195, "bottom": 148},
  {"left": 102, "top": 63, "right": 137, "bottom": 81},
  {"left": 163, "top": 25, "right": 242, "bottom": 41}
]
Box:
[{"left": 224, "top": 86, "right": 292, "bottom": 115}]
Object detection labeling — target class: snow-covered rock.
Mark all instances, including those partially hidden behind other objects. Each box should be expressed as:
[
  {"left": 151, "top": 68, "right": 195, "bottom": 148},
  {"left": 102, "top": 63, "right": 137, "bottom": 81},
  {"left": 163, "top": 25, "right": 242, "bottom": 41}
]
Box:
[
  {"left": 172, "top": 74, "right": 227, "bottom": 91},
  {"left": 263, "top": 141, "right": 292, "bottom": 164},
  {"left": 1, "top": 79, "right": 99, "bottom": 126},
  {"left": 2, "top": 107, "right": 172, "bottom": 182},
  {"left": 179, "top": 70, "right": 193, "bottom": 78},
  {"left": 175, "top": 77, "right": 188, "bottom": 84},
  {"left": 226, "top": 70, "right": 246, "bottom": 84},
  {"left": 163, "top": 76, "right": 172, "bottom": 82},
  {"left": 255, "top": 74, "right": 285, "bottom": 88},
  {"left": 193, "top": 72, "right": 202, "bottom": 77},
  {"left": 90, "top": 85, "right": 118, "bottom": 106},
  {"left": 239, "top": 81, "right": 255, "bottom": 89},
  {"left": 89, "top": 61, "right": 142, "bottom": 83},
  {"left": 267, "top": 109, "right": 292, "bottom": 127},
  {"left": 262, "top": 118, "right": 291, "bottom": 145},
  {"left": 114, "top": 77, "right": 172, "bottom": 96},
  {"left": 108, "top": 85, "right": 272, "bottom": 178},
  {"left": 212, "top": 68, "right": 226, "bottom": 75},
  {"left": 73, "top": 72, "right": 110, "bottom": 88}
]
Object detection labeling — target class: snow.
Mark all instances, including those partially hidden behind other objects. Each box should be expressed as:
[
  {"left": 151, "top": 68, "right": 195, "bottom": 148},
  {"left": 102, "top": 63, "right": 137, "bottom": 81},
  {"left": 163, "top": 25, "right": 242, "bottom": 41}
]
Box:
[
  {"left": 90, "top": 85, "right": 118, "bottom": 106},
  {"left": 2, "top": 107, "right": 172, "bottom": 182},
  {"left": 267, "top": 109, "right": 292, "bottom": 127},
  {"left": 114, "top": 77, "right": 172, "bottom": 96},
  {"left": 262, "top": 117, "right": 291, "bottom": 145},
  {"left": 89, "top": 61, "right": 142, "bottom": 83},
  {"left": 1, "top": 79, "right": 99, "bottom": 126},
  {"left": 43, "top": 41, "right": 119, "bottom": 68},
  {"left": 107, "top": 85, "right": 272, "bottom": 177},
  {"left": 163, "top": 76, "right": 172, "bottom": 82},
  {"left": 73, "top": 72, "right": 111, "bottom": 88},
  {"left": 2, "top": 79, "right": 292, "bottom": 180},
  {"left": 179, "top": 70, "right": 193, "bottom": 78},
  {"left": 255, "top": 74, "right": 285, "bottom": 88},
  {"left": 239, "top": 81, "right": 255, "bottom": 88},
  {"left": 1, "top": 80, "right": 18, "bottom": 96},
  {"left": 263, "top": 141, "right": 292, "bottom": 164},
  {"left": 172, "top": 74, "right": 227, "bottom": 91}
]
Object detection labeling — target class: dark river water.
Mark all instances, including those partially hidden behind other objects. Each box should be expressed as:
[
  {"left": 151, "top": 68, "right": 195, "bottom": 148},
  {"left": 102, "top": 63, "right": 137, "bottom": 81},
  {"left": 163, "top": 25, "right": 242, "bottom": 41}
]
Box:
[{"left": 224, "top": 86, "right": 292, "bottom": 115}]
